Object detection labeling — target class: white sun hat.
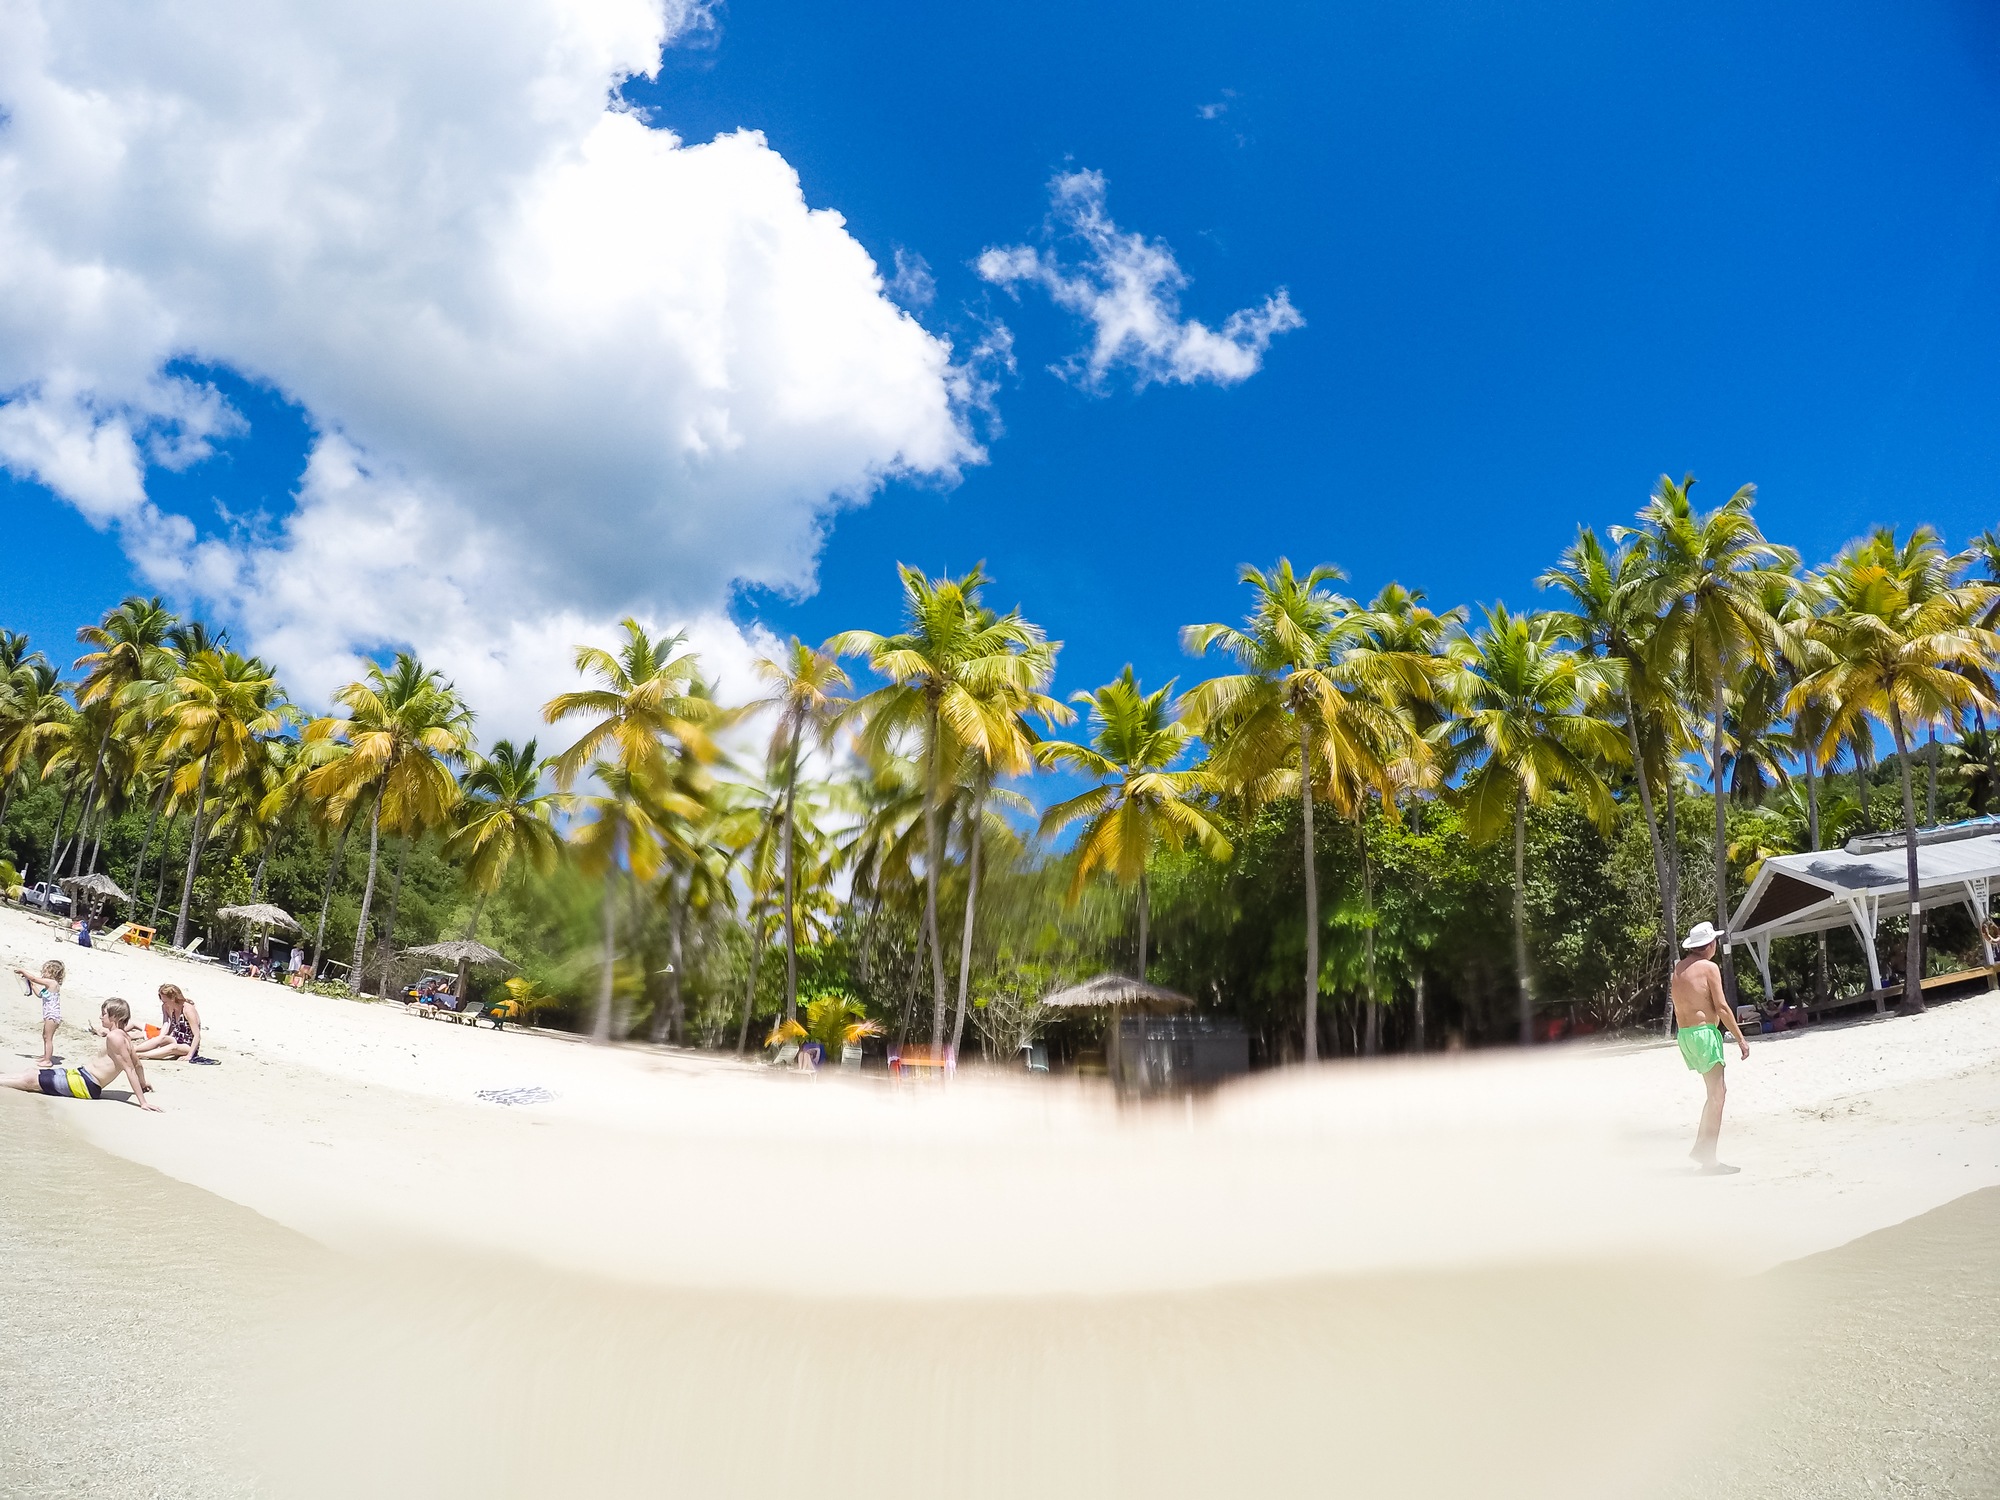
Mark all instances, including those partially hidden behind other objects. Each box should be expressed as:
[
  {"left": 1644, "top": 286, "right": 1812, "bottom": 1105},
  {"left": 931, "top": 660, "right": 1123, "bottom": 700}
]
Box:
[{"left": 1682, "top": 920, "right": 1724, "bottom": 950}]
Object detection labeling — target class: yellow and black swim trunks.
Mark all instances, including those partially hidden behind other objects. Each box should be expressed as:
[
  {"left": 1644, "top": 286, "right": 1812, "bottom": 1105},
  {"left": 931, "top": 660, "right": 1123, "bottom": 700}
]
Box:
[{"left": 36, "top": 1066, "right": 102, "bottom": 1100}]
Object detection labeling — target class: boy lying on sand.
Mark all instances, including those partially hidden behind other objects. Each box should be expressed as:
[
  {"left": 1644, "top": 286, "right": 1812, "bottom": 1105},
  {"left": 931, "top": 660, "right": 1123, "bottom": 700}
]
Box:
[{"left": 3, "top": 996, "right": 161, "bottom": 1111}]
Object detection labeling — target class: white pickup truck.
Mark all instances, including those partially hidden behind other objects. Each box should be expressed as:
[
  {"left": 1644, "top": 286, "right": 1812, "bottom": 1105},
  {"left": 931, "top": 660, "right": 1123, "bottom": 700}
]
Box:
[{"left": 22, "top": 881, "right": 71, "bottom": 914}]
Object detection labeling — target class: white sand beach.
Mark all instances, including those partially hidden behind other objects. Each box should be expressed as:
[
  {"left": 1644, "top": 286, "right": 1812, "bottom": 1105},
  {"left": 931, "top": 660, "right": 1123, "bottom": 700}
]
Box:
[{"left": 4, "top": 902, "right": 1999, "bottom": 1497}]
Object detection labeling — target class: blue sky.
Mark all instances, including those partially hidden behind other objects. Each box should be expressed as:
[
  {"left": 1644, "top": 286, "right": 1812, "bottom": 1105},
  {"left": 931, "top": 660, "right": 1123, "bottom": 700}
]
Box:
[{"left": 5, "top": 0, "right": 2000, "bottom": 727}]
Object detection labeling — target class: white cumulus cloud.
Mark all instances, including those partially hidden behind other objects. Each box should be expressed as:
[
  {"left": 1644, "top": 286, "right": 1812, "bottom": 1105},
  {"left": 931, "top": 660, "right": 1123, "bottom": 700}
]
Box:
[
  {"left": 976, "top": 169, "right": 1302, "bottom": 392},
  {"left": 0, "top": 0, "right": 978, "bottom": 739}
]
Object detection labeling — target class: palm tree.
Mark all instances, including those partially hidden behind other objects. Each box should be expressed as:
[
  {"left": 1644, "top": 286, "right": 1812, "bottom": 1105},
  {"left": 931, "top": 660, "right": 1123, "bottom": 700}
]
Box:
[
  {"left": 747, "top": 639, "right": 850, "bottom": 1023},
  {"left": 1443, "top": 606, "right": 1626, "bottom": 1044},
  {"left": 1626, "top": 475, "right": 1797, "bottom": 993},
  {"left": 0, "top": 649, "right": 57, "bottom": 839},
  {"left": 446, "top": 739, "right": 563, "bottom": 940},
  {"left": 1181, "top": 560, "right": 1418, "bottom": 1061},
  {"left": 1038, "top": 667, "right": 1231, "bottom": 977},
  {"left": 160, "top": 650, "right": 291, "bottom": 947},
  {"left": 1791, "top": 527, "right": 1998, "bottom": 1013},
  {"left": 67, "top": 597, "right": 176, "bottom": 876},
  {"left": 304, "top": 654, "right": 473, "bottom": 991},
  {"left": 544, "top": 621, "right": 720, "bottom": 1042},
  {"left": 830, "top": 565, "right": 1055, "bottom": 1055}
]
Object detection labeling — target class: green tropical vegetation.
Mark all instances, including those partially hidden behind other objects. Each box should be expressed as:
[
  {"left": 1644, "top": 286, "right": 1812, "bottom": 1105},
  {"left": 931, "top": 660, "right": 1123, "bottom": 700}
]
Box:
[{"left": 5, "top": 479, "right": 1998, "bottom": 1059}]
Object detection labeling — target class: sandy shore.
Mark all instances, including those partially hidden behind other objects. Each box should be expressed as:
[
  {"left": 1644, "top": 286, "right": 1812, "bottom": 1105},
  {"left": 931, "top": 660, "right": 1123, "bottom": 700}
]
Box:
[
  {"left": 6, "top": 903, "right": 2000, "bottom": 1495},
  {"left": 5, "top": 905, "right": 1999, "bottom": 1298}
]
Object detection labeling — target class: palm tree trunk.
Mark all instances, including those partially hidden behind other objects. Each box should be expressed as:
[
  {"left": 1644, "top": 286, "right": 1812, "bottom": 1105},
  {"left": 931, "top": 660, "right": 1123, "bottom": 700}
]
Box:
[
  {"left": 951, "top": 783, "right": 987, "bottom": 1055},
  {"left": 1361, "top": 813, "right": 1379, "bottom": 1056},
  {"left": 86, "top": 808, "right": 105, "bottom": 875},
  {"left": 1136, "top": 871, "right": 1150, "bottom": 979},
  {"left": 171, "top": 732, "right": 219, "bottom": 947},
  {"left": 151, "top": 816, "right": 173, "bottom": 923},
  {"left": 1806, "top": 756, "right": 1829, "bottom": 1007},
  {"left": 736, "top": 913, "right": 767, "bottom": 1054},
  {"left": 667, "top": 879, "right": 687, "bottom": 1045},
  {"left": 374, "top": 835, "right": 412, "bottom": 997},
  {"left": 46, "top": 771, "right": 77, "bottom": 875},
  {"left": 1888, "top": 707, "right": 1926, "bottom": 1015},
  {"left": 462, "top": 889, "right": 489, "bottom": 942},
  {"left": 1855, "top": 741, "right": 1874, "bottom": 833},
  {"left": 67, "top": 725, "right": 111, "bottom": 877},
  {"left": 1711, "top": 678, "right": 1737, "bottom": 1004},
  {"left": 128, "top": 768, "right": 170, "bottom": 896},
  {"left": 922, "top": 707, "right": 948, "bottom": 1054},
  {"left": 589, "top": 862, "right": 617, "bottom": 1043},
  {"left": 311, "top": 818, "right": 352, "bottom": 975},
  {"left": 1514, "top": 791, "right": 1534, "bottom": 1045},
  {"left": 1300, "top": 725, "right": 1320, "bottom": 1063},
  {"left": 1621, "top": 693, "right": 1676, "bottom": 976},
  {"left": 1925, "top": 722, "right": 1938, "bottom": 827},
  {"left": 349, "top": 782, "right": 387, "bottom": 988},
  {"left": 0, "top": 770, "right": 14, "bottom": 843},
  {"left": 1413, "top": 969, "right": 1426, "bottom": 1053},
  {"left": 782, "top": 726, "right": 800, "bottom": 1024},
  {"left": 251, "top": 836, "right": 273, "bottom": 898}
]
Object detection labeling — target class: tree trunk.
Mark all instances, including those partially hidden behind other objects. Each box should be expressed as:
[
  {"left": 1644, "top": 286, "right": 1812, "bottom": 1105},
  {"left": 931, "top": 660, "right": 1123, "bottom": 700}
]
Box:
[
  {"left": 1136, "top": 872, "right": 1150, "bottom": 979},
  {"left": 1806, "top": 756, "right": 1829, "bottom": 1007},
  {"left": 311, "top": 818, "right": 353, "bottom": 975},
  {"left": 46, "top": 771, "right": 76, "bottom": 875},
  {"left": 67, "top": 724, "right": 110, "bottom": 877},
  {"left": 128, "top": 768, "right": 170, "bottom": 896},
  {"left": 667, "top": 878, "right": 687, "bottom": 1045},
  {"left": 951, "top": 784, "right": 986, "bottom": 1056},
  {"left": 251, "top": 836, "right": 272, "bottom": 898},
  {"left": 1889, "top": 707, "right": 1926, "bottom": 1015},
  {"left": 921, "top": 706, "right": 948, "bottom": 1054},
  {"left": 0, "top": 771, "right": 14, "bottom": 844},
  {"left": 1711, "top": 677, "right": 1738, "bottom": 1004},
  {"left": 374, "top": 835, "right": 412, "bottom": 997},
  {"left": 1413, "top": 969, "right": 1427, "bottom": 1053},
  {"left": 1300, "top": 725, "right": 1320, "bottom": 1063},
  {"left": 1926, "top": 723, "right": 1938, "bottom": 827},
  {"left": 1514, "top": 790, "right": 1534, "bottom": 1045},
  {"left": 1621, "top": 691, "right": 1676, "bottom": 983},
  {"left": 592, "top": 863, "right": 617, "bottom": 1043},
  {"left": 151, "top": 816, "right": 173, "bottom": 923},
  {"left": 1855, "top": 742, "right": 1874, "bottom": 833},
  {"left": 348, "top": 781, "right": 387, "bottom": 989},
  {"left": 781, "top": 724, "right": 800, "bottom": 1024},
  {"left": 736, "top": 914, "right": 766, "bottom": 1054},
  {"left": 463, "top": 889, "right": 489, "bottom": 942},
  {"left": 171, "top": 733, "right": 220, "bottom": 948},
  {"left": 1361, "top": 814, "right": 1379, "bottom": 1056}
]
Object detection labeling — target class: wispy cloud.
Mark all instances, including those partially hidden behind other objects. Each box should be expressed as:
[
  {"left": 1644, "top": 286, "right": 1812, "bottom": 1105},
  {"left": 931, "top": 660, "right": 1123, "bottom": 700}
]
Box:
[{"left": 975, "top": 169, "right": 1301, "bottom": 392}]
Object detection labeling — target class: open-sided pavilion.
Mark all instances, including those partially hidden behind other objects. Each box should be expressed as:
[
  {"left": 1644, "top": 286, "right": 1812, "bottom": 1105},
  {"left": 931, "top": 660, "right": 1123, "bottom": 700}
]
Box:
[{"left": 1725, "top": 817, "right": 2000, "bottom": 1007}]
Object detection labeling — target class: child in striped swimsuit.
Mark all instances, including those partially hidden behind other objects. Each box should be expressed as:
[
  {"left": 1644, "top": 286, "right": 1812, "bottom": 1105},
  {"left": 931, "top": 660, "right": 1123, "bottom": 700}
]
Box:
[{"left": 2, "top": 996, "right": 160, "bottom": 1111}]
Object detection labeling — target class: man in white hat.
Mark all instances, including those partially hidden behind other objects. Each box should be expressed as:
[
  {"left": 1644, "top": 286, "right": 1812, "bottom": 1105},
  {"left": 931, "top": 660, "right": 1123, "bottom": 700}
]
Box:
[{"left": 1671, "top": 921, "right": 1751, "bottom": 1174}]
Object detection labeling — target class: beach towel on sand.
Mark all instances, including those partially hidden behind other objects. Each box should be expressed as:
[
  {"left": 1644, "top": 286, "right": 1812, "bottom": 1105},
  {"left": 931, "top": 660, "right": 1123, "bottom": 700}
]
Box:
[{"left": 476, "top": 1086, "right": 554, "bottom": 1107}]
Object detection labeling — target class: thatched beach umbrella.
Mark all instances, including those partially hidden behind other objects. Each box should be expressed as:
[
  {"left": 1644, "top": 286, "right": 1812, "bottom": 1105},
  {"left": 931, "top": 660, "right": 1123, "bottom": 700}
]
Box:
[
  {"left": 62, "top": 871, "right": 132, "bottom": 924},
  {"left": 1040, "top": 974, "right": 1195, "bottom": 1012},
  {"left": 1042, "top": 975, "right": 1195, "bottom": 1086},
  {"left": 216, "top": 903, "right": 302, "bottom": 960},
  {"left": 404, "top": 939, "right": 514, "bottom": 1005}
]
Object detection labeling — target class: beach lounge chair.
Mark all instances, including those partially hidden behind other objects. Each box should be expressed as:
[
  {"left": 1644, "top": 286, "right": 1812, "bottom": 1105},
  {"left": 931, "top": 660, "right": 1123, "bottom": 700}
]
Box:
[
  {"left": 768, "top": 1041, "right": 800, "bottom": 1068},
  {"left": 449, "top": 1002, "right": 487, "bottom": 1027}
]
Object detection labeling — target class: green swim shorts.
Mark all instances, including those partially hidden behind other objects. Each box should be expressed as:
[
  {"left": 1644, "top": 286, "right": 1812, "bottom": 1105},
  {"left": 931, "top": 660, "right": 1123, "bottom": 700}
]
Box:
[{"left": 1677, "top": 1023, "right": 1726, "bottom": 1074}]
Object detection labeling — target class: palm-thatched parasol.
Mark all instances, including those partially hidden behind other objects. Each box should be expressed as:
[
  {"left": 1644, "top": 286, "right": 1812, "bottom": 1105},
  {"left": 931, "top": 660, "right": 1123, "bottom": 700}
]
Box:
[
  {"left": 216, "top": 903, "right": 302, "bottom": 960},
  {"left": 62, "top": 871, "right": 132, "bottom": 923},
  {"left": 1040, "top": 974, "right": 1195, "bottom": 1012},
  {"left": 404, "top": 939, "right": 515, "bottom": 1004}
]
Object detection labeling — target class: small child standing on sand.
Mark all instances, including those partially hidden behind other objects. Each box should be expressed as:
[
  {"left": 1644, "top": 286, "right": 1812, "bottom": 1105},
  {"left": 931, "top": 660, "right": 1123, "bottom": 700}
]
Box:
[{"left": 14, "top": 958, "right": 66, "bottom": 1067}]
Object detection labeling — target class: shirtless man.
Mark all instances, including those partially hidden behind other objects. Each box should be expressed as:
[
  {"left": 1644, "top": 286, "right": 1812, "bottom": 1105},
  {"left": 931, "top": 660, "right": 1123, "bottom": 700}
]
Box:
[
  {"left": 1672, "top": 922, "right": 1750, "bottom": 1174},
  {"left": 2, "top": 996, "right": 161, "bottom": 1111}
]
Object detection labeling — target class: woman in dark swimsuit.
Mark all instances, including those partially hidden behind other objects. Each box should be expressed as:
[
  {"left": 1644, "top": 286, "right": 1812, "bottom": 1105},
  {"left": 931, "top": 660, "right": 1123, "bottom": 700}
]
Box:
[{"left": 134, "top": 983, "right": 201, "bottom": 1062}]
